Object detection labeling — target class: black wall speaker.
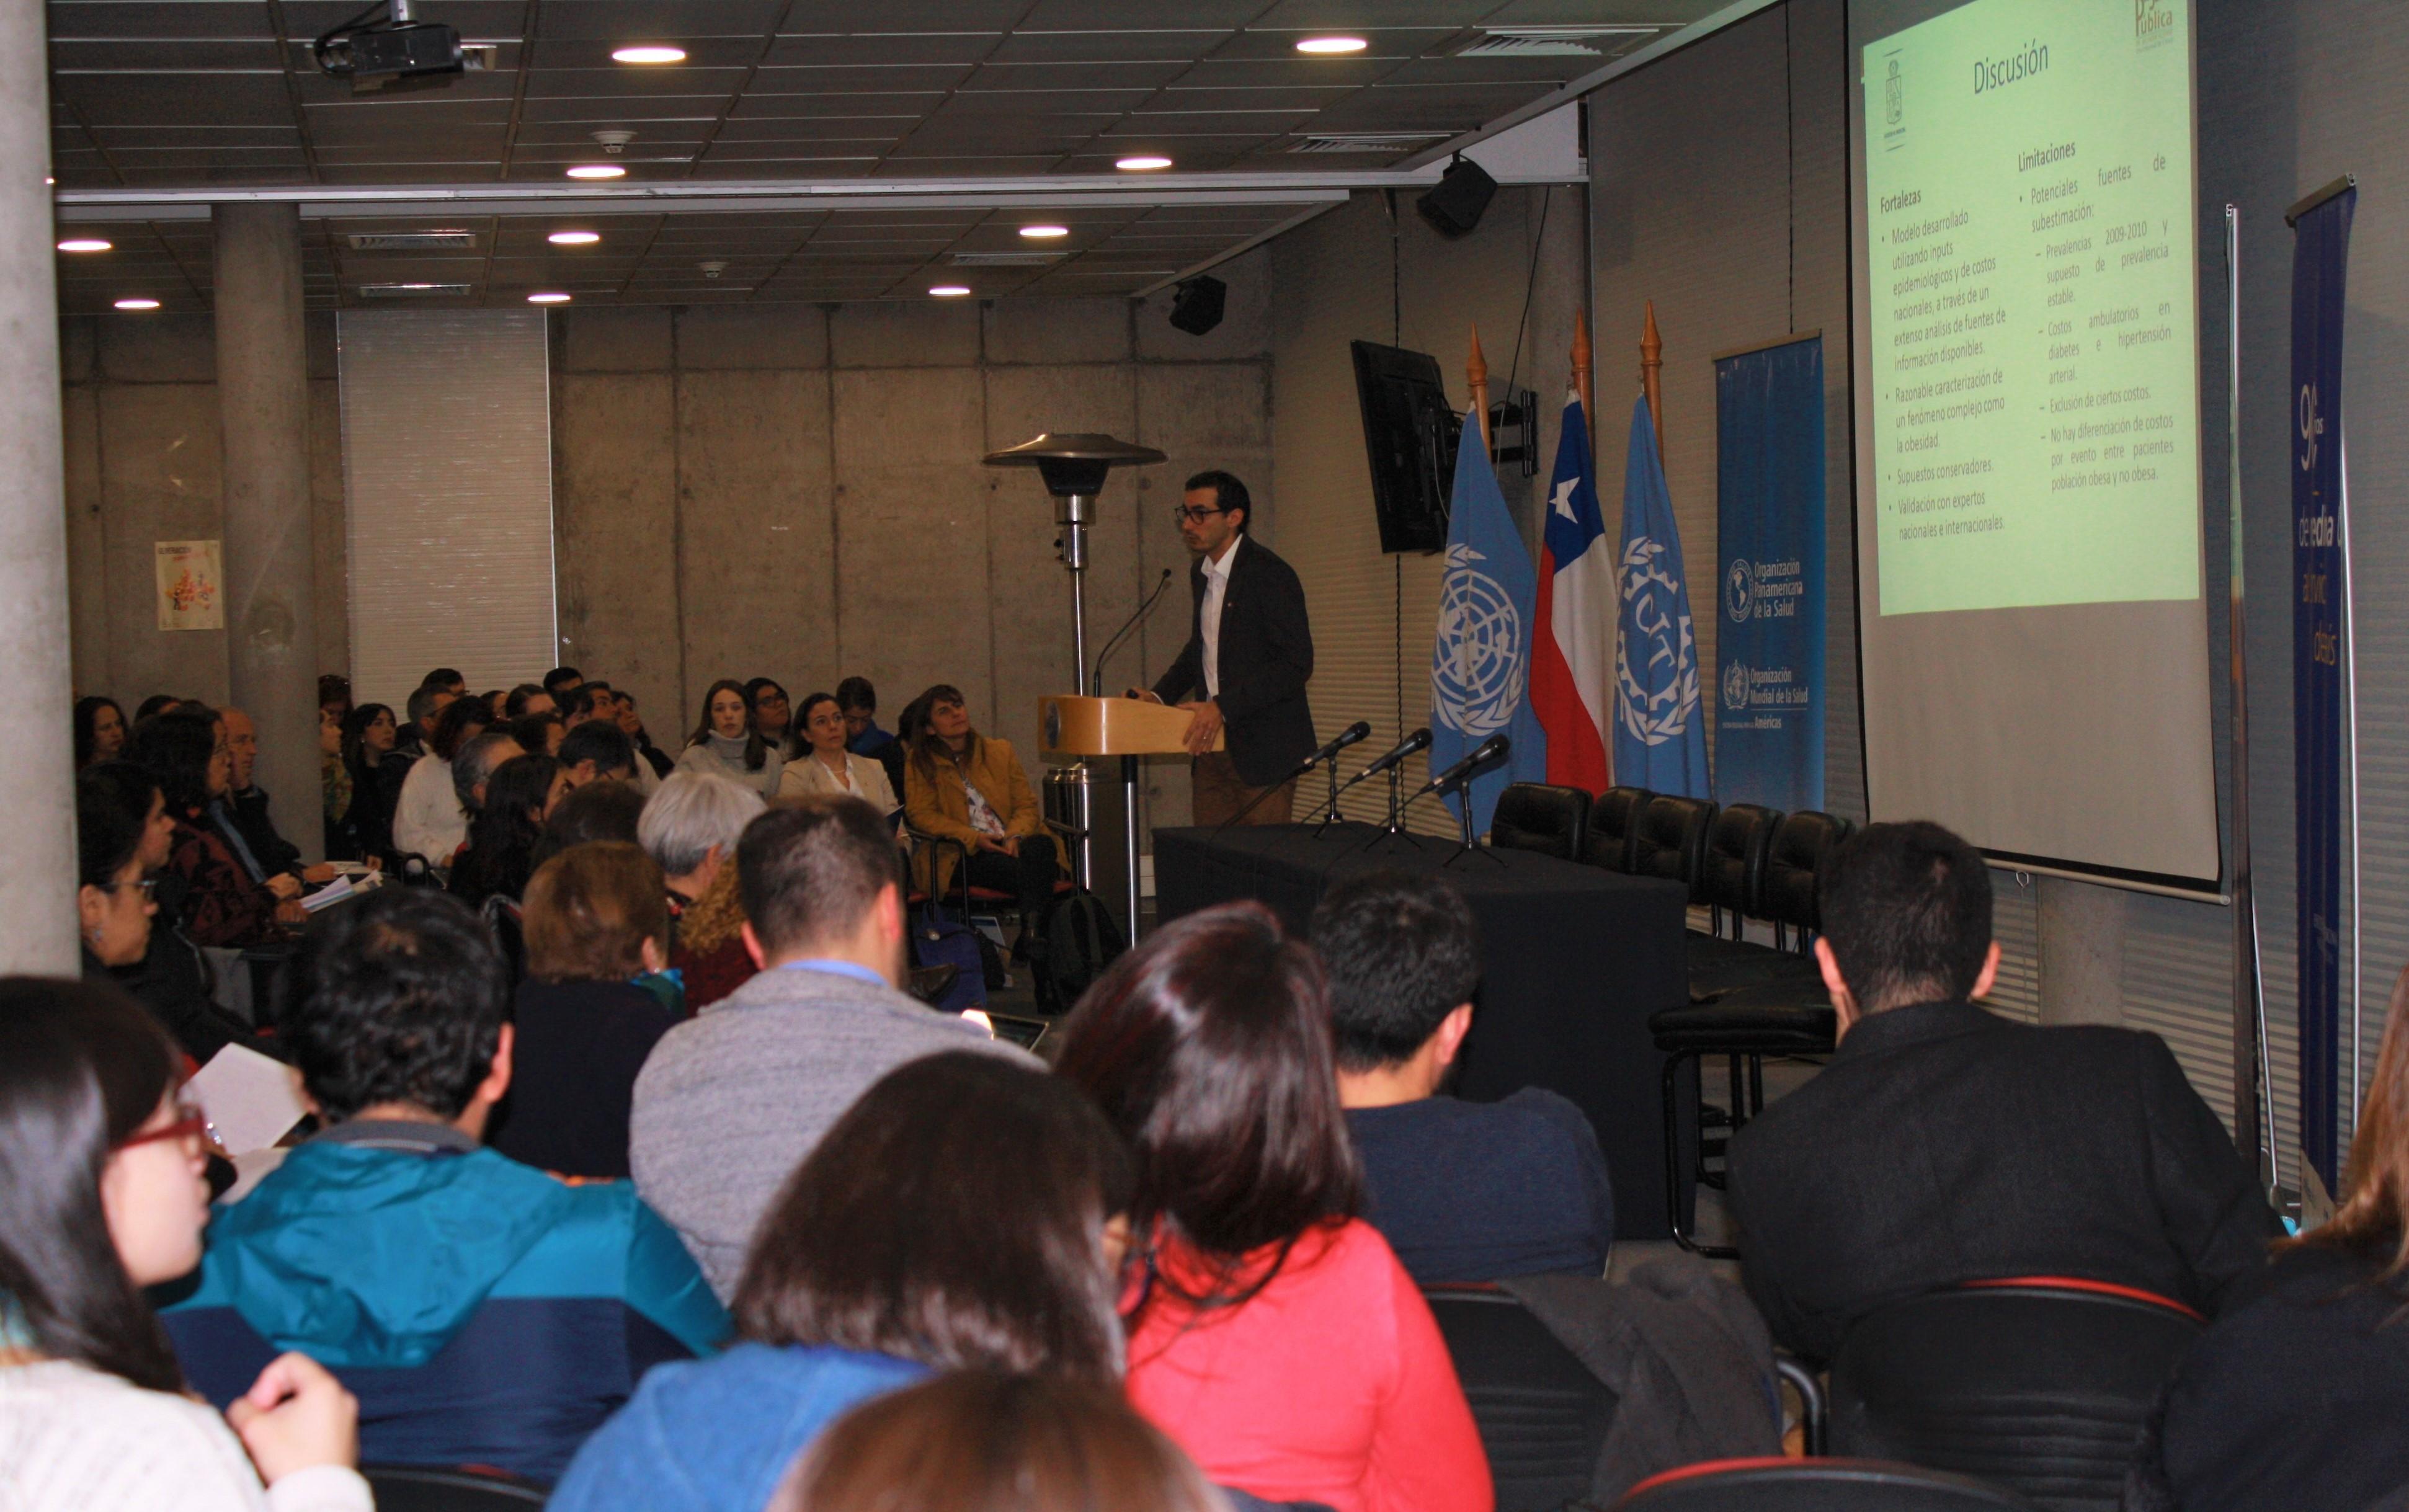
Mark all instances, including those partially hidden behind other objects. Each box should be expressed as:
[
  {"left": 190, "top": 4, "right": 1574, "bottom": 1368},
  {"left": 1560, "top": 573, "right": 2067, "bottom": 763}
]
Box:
[
  {"left": 1169, "top": 274, "right": 1226, "bottom": 335},
  {"left": 1417, "top": 154, "right": 1498, "bottom": 239}
]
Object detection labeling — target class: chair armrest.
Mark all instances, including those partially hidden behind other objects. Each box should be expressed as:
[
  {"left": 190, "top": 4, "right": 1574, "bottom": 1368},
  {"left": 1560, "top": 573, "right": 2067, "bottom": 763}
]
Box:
[{"left": 1774, "top": 1353, "right": 1825, "bottom": 1457}]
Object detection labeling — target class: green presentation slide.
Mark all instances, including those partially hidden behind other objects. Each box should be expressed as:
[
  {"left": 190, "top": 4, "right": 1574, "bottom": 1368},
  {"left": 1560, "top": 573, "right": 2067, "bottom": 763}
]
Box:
[{"left": 1864, "top": 0, "right": 2201, "bottom": 616}]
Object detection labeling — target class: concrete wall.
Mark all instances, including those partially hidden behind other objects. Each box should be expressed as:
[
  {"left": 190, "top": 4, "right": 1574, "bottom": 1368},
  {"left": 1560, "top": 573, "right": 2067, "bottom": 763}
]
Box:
[
  {"left": 547, "top": 249, "right": 1273, "bottom": 826},
  {"left": 60, "top": 311, "right": 347, "bottom": 706}
]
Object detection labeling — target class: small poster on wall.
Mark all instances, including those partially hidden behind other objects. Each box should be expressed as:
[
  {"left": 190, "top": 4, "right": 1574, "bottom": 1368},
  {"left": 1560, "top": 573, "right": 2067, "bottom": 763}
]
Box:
[{"left": 154, "top": 540, "right": 223, "bottom": 631}]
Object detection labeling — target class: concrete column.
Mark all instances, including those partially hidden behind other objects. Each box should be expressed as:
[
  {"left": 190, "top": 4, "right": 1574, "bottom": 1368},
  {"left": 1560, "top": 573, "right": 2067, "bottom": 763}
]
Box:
[
  {"left": 213, "top": 203, "right": 321, "bottom": 861},
  {"left": 0, "top": 20, "right": 78, "bottom": 972},
  {"left": 2037, "top": 874, "right": 2127, "bottom": 1026}
]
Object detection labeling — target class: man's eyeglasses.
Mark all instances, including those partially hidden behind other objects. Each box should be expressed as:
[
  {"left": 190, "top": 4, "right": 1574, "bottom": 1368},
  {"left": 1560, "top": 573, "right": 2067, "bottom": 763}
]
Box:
[
  {"left": 115, "top": 1098, "right": 209, "bottom": 1153},
  {"left": 1171, "top": 505, "right": 1228, "bottom": 524},
  {"left": 100, "top": 878, "right": 159, "bottom": 899}
]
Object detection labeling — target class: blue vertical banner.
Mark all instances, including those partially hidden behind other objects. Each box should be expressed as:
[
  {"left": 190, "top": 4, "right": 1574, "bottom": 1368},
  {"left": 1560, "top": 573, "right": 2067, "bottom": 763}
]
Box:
[
  {"left": 1614, "top": 396, "right": 1710, "bottom": 797},
  {"left": 2292, "top": 183, "right": 2354, "bottom": 1194},
  {"left": 1432, "top": 408, "right": 1547, "bottom": 837},
  {"left": 1712, "top": 337, "right": 1827, "bottom": 814}
]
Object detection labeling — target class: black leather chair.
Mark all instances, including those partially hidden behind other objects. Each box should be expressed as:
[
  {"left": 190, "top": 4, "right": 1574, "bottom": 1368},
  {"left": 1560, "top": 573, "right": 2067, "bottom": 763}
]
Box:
[
  {"left": 363, "top": 1466, "right": 549, "bottom": 1510},
  {"left": 1629, "top": 794, "right": 1716, "bottom": 892},
  {"left": 1613, "top": 1457, "right": 2045, "bottom": 1510},
  {"left": 1685, "top": 805, "right": 1807, "bottom": 1002},
  {"left": 1758, "top": 810, "right": 1853, "bottom": 950},
  {"left": 1582, "top": 786, "right": 1654, "bottom": 873},
  {"left": 1827, "top": 1281, "right": 2206, "bottom": 1512},
  {"left": 1492, "top": 782, "right": 1595, "bottom": 863},
  {"left": 1423, "top": 1286, "right": 1616, "bottom": 1512}
]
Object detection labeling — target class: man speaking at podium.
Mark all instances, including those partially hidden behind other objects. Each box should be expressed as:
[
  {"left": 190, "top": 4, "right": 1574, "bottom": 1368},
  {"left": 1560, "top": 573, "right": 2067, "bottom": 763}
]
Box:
[{"left": 1135, "top": 469, "right": 1316, "bottom": 826}]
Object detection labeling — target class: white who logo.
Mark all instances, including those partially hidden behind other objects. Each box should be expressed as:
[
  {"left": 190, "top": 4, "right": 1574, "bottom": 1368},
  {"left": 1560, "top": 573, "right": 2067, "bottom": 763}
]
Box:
[
  {"left": 1617, "top": 536, "right": 1700, "bottom": 747},
  {"left": 1721, "top": 659, "right": 1752, "bottom": 713},
  {"left": 1431, "top": 543, "right": 1525, "bottom": 737}
]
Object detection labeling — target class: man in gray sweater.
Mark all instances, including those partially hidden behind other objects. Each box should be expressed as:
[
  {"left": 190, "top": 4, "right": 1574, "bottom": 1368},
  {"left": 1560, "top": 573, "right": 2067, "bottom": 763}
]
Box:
[{"left": 630, "top": 794, "right": 1038, "bottom": 1297}]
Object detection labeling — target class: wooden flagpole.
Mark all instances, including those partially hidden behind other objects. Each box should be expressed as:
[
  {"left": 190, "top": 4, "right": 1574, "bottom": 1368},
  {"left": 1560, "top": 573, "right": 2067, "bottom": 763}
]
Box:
[
  {"left": 1639, "top": 300, "right": 1665, "bottom": 459},
  {"left": 1467, "top": 324, "right": 1492, "bottom": 448},
  {"left": 1572, "top": 307, "right": 1595, "bottom": 435}
]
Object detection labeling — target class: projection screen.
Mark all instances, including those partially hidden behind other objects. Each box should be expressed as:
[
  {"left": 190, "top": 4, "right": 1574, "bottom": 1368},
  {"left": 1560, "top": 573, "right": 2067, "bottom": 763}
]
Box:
[{"left": 1848, "top": 0, "right": 2221, "bottom": 890}]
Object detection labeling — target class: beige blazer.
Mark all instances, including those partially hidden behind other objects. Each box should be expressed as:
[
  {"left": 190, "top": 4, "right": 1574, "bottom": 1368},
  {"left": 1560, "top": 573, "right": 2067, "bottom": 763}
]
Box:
[{"left": 780, "top": 749, "right": 899, "bottom": 814}]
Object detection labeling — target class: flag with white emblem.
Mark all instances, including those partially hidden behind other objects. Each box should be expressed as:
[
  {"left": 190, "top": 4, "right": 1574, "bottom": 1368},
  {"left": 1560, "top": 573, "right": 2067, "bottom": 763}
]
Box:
[{"left": 1531, "top": 393, "right": 1613, "bottom": 792}]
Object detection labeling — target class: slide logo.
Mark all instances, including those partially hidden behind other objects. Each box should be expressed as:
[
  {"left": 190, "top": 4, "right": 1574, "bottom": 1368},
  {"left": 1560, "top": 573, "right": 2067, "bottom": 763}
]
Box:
[
  {"left": 1885, "top": 57, "right": 1904, "bottom": 127},
  {"left": 1432, "top": 543, "right": 1526, "bottom": 737},
  {"left": 2136, "top": 0, "right": 2177, "bottom": 50}
]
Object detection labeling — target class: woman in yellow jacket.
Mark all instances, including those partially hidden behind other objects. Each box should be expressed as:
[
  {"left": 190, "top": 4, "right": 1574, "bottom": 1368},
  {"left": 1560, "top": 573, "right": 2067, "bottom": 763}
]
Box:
[{"left": 902, "top": 684, "right": 1059, "bottom": 961}]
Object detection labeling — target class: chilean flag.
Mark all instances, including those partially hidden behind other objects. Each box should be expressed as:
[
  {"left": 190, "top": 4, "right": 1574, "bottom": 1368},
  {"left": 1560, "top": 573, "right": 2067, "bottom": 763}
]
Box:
[{"left": 1531, "top": 394, "right": 1613, "bottom": 791}]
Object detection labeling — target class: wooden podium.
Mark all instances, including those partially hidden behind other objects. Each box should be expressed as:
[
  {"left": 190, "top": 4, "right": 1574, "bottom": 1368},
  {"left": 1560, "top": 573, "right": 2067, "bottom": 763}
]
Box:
[
  {"left": 1037, "top": 695, "right": 1216, "bottom": 943},
  {"left": 1038, "top": 693, "right": 1222, "bottom": 757}
]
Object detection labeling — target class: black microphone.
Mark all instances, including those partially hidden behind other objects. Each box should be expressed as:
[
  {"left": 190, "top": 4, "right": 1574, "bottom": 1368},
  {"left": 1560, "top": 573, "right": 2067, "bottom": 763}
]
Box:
[
  {"left": 1300, "top": 720, "right": 1373, "bottom": 770},
  {"left": 1417, "top": 733, "right": 1511, "bottom": 795},
  {"left": 1091, "top": 567, "right": 1177, "bottom": 695},
  {"left": 1355, "top": 727, "right": 1433, "bottom": 782}
]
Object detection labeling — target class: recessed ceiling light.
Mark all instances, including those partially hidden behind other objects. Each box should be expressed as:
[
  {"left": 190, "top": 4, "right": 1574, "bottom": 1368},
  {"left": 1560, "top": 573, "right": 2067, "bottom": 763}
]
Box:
[
  {"left": 113, "top": 298, "right": 159, "bottom": 311},
  {"left": 57, "top": 238, "right": 113, "bottom": 253},
  {"left": 566, "top": 164, "right": 626, "bottom": 180},
  {"left": 1296, "top": 35, "right": 1369, "bottom": 53},
  {"left": 548, "top": 230, "right": 601, "bottom": 245},
  {"left": 528, "top": 291, "right": 572, "bottom": 304},
  {"left": 1115, "top": 155, "right": 1173, "bottom": 171},
  {"left": 610, "top": 45, "right": 687, "bottom": 64},
  {"left": 1018, "top": 225, "right": 1069, "bottom": 239},
  {"left": 928, "top": 285, "right": 972, "bottom": 298}
]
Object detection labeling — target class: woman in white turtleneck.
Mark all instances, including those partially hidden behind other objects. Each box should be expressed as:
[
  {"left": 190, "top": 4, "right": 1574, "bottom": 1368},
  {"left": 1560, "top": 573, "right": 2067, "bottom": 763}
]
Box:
[
  {"left": 780, "top": 691, "right": 899, "bottom": 817},
  {"left": 674, "top": 680, "right": 784, "bottom": 803}
]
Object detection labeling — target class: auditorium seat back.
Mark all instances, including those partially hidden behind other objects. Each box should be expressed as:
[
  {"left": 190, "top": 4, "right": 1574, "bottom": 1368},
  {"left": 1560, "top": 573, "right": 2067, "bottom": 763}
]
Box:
[
  {"left": 1490, "top": 782, "right": 1593, "bottom": 862},
  {"left": 362, "top": 1465, "right": 547, "bottom": 1509},
  {"left": 1583, "top": 786, "right": 1653, "bottom": 872},
  {"left": 1631, "top": 794, "right": 1716, "bottom": 894},
  {"left": 1827, "top": 1282, "right": 2204, "bottom": 1511},
  {"left": 1423, "top": 1287, "right": 1615, "bottom": 1512},
  {"left": 1696, "top": 804, "right": 1779, "bottom": 922},
  {"left": 1760, "top": 810, "right": 1852, "bottom": 936},
  {"left": 1614, "top": 1457, "right": 2045, "bottom": 1510}
]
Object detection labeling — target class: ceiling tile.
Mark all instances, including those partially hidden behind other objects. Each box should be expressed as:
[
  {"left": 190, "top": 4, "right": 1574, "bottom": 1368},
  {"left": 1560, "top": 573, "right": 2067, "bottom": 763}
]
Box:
[
  {"left": 530, "top": 38, "right": 769, "bottom": 68},
  {"left": 53, "top": 73, "right": 293, "bottom": 127},
  {"left": 524, "top": 64, "right": 752, "bottom": 97},
  {"left": 764, "top": 33, "right": 1001, "bottom": 67},
  {"left": 530, "top": 1, "right": 790, "bottom": 41},
  {"left": 1019, "top": 0, "right": 1272, "bottom": 25},
  {"left": 987, "top": 30, "right": 1231, "bottom": 64},
  {"left": 712, "top": 115, "right": 919, "bottom": 141},
  {"left": 50, "top": 38, "right": 283, "bottom": 69},
  {"left": 728, "top": 91, "right": 945, "bottom": 119},
  {"left": 517, "top": 94, "right": 734, "bottom": 122},
  {"left": 963, "top": 60, "right": 1191, "bottom": 91},
  {"left": 747, "top": 64, "right": 975, "bottom": 94},
  {"left": 48, "top": 2, "right": 275, "bottom": 40}
]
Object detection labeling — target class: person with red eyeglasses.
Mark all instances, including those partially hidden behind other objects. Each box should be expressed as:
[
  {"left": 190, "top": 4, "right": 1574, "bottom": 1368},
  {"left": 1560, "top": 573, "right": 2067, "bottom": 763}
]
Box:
[{"left": 0, "top": 979, "right": 367, "bottom": 1512}]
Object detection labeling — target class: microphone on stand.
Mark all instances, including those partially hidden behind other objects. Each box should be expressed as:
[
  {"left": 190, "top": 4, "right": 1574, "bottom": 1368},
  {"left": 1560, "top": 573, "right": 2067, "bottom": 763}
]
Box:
[
  {"left": 1302, "top": 720, "right": 1373, "bottom": 769},
  {"left": 1091, "top": 567, "right": 1177, "bottom": 696},
  {"left": 1412, "top": 733, "right": 1512, "bottom": 798},
  {"left": 1351, "top": 727, "right": 1434, "bottom": 785}
]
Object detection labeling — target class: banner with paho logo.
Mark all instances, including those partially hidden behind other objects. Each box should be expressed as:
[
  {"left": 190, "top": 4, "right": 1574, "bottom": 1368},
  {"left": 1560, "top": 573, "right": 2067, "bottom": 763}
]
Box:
[
  {"left": 1711, "top": 336, "right": 1826, "bottom": 815},
  {"left": 2292, "top": 180, "right": 2354, "bottom": 1195}
]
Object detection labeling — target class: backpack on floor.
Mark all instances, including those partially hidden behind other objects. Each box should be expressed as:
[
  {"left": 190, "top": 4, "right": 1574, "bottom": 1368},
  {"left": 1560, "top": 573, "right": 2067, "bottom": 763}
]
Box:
[
  {"left": 912, "top": 909, "right": 996, "bottom": 1013},
  {"left": 1036, "top": 889, "right": 1126, "bottom": 1014}
]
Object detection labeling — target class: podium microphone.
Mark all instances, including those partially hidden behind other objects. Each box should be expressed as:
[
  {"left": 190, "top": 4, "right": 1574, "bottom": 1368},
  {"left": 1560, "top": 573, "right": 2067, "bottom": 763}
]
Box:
[{"left": 1090, "top": 567, "right": 1177, "bottom": 696}]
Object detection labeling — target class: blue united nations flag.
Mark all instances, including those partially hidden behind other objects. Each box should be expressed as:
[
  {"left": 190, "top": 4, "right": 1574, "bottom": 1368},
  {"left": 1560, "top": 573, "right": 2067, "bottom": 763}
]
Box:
[
  {"left": 1613, "top": 395, "right": 1710, "bottom": 797},
  {"left": 1430, "top": 409, "right": 1547, "bottom": 837}
]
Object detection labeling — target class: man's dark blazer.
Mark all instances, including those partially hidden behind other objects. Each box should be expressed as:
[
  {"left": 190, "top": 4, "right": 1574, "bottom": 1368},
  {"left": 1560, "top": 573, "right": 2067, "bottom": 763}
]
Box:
[
  {"left": 1724, "top": 1000, "right": 2281, "bottom": 1364},
  {"left": 1151, "top": 533, "right": 1316, "bottom": 788}
]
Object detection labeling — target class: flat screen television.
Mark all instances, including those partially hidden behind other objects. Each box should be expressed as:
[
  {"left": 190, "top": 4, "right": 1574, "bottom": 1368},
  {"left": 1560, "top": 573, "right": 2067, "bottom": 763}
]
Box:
[{"left": 1350, "top": 340, "right": 1460, "bottom": 554}]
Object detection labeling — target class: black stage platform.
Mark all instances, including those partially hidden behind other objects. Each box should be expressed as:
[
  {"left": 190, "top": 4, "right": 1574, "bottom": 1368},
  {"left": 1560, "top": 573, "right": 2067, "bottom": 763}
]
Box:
[{"left": 1154, "top": 823, "right": 1690, "bottom": 1241}]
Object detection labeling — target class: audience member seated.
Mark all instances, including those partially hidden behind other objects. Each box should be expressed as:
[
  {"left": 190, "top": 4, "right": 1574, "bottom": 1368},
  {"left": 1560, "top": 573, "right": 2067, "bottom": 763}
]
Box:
[
  {"left": 448, "top": 731, "right": 523, "bottom": 848},
  {"left": 448, "top": 753, "right": 563, "bottom": 910},
  {"left": 532, "top": 776, "right": 648, "bottom": 871},
  {"left": 162, "top": 889, "right": 726, "bottom": 1485},
  {"left": 75, "top": 693, "right": 128, "bottom": 770},
  {"left": 319, "top": 673, "right": 351, "bottom": 723},
  {"left": 677, "top": 678, "right": 784, "bottom": 802},
  {"left": 218, "top": 707, "right": 335, "bottom": 894},
  {"left": 76, "top": 767, "right": 166, "bottom": 980},
  {"left": 488, "top": 842, "right": 680, "bottom": 1179},
  {"left": 781, "top": 1373, "right": 1233, "bottom": 1512},
  {"left": 318, "top": 704, "right": 350, "bottom": 860},
  {"left": 2129, "top": 963, "right": 2409, "bottom": 1511},
  {"left": 393, "top": 680, "right": 447, "bottom": 760},
  {"left": 782, "top": 691, "right": 899, "bottom": 815},
  {"left": 837, "top": 675, "right": 896, "bottom": 763},
  {"left": 558, "top": 1052, "right": 1128, "bottom": 1512},
  {"left": 0, "top": 979, "right": 371, "bottom": 1512},
  {"left": 559, "top": 718, "right": 638, "bottom": 790},
  {"left": 134, "top": 693, "right": 185, "bottom": 724},
  {"left": 617, "top": 688, "right": 675, "bottom": 780},
  {"left": 510, "top": 708, "right": 566, "bottom": 758},
  {"left": 424, "top": 667, "right": 468, "bottom": 700},
  {"left": 1053, "top": 901, "right": 1492, "bottom": 1512},
  {"left": 131, "top": 710, "right": 298, "bottom": 950},
  {"left": 1725, "top": 820, "right": 2281, "bottom": 1364},
  {"left": 632, "top": 796, "right": 1038, "bottom": 1297},
  {"left": 78, "top": 762, "right": 256, "bottom": 1064},
  {"left": 331, "top": 703, "right": 401, "bottom": 861},
  {"left": 545, "top": 665, "right": 584, "bottom": 702},
  {"left": 505, "top": 683, "right": 554, "bottom": 720},
  {"left": 1312, "top": 871, "right": 1614, "bottom": 1285},
  {"left": 392, "top": 696, "right": 487, "bottom": 863},
  {"left": 639, "top": 771, "right": 767, "bottom": 1008},
  {"left": 746, "top": 678, "right": 796, "bottom": 761},
  {"left": 901, "top": 683, "right": 1057, "bottom": 963}
]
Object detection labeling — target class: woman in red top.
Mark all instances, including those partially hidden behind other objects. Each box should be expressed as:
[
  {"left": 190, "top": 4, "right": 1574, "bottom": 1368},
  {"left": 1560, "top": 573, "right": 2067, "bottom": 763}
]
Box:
[{"left": 1054, "top": 901, "right": 1492, "bottom": 1512}]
